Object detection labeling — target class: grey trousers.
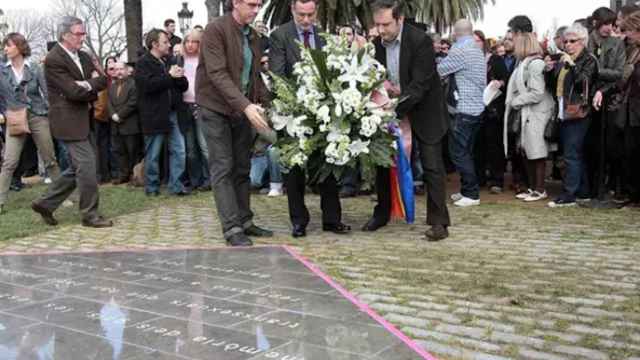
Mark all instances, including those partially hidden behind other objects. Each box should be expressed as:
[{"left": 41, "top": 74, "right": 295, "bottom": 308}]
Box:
[
  {"left": 200, "top": 107, "right": 253, "bottom": 239},
  {"left": 35, "top": 139, "right": 100, "bottom": 221},
  {"left": 0, "top": 115, "right": 60, "bottom": 206}
]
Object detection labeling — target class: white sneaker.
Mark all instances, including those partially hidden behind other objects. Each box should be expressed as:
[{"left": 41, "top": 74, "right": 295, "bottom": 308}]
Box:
[
  {"left": 267, "top": 183, "right": 283, "bottom": 197},
  {"left": 62, "top": 200, "right": 74, "bottom": 208},
  {"left": 450, "top": 193, "right": 463, "bottom": 202},
  {"left": 454, "top": 196, "right": 480, "bottom": 207},
  {"left": 44, "top": 177, "right": 52, "bottom": 184},
  {"left": 524, "top": 190, "right": 548, "bottom": 202},
  {"left": 516, "top": 189, "right": 534, "bottom": 200}
]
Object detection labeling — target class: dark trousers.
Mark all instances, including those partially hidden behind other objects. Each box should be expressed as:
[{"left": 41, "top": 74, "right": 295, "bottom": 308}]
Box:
[
  {"left": 483, "top": 111, "right": 506, "bottom": 187},
  {"left": 95, "top": 121, "right": 116, "bottom": 182},
  {"left": 286, "top": 166, "right": 341, "bottom": 227},
  {"left": 624, "top": 126, "right": 640, "bottom": 202},
  {"left": 373, "top": 140, "right": 450, "bottom": 226},
  {"left": 112, "top": 133, "right": 141, "bottom": 181},
  {"left": 36, "top": 139, "right": 100, "bottom": 221},
  {"left": 449, "top": 113, "right": 483, "bottom": 199},
  {"left": 560, "top": 117, "right": 591, "bottom": 201},
  {"left": 200, "top": 107, "right": 254, "bottom": 239}
]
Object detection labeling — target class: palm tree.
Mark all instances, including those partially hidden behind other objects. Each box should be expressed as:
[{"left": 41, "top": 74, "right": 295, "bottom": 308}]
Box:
[
  {"left": 123, "top": 0, "right": 142, "bottom": 61},
  {"left": 416, "top": 0, "right": 495, "bottom": 33},
  {"left": 264, "top": 0, "right": 492, "bottom": 33}
]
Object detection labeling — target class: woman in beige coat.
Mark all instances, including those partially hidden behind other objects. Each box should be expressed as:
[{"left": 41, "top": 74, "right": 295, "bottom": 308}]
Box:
[{"left": 504, "top": 32, "right": 555, "bottom": 202}]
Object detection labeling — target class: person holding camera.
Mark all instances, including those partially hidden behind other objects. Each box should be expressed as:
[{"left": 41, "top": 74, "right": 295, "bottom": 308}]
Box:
[
  {"left": 545, "top": 23, "right": 598, "bottom": 208},
  {"left": 135, "top": 28, "right": 189, "bottom": 196}
]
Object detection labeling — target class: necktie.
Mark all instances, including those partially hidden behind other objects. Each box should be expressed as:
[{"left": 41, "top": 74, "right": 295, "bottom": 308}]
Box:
[
  {"left": 116, "top": 82, "right": 123, "bottom": 97},
  {"left": 303, "top": 31, "right": 311, "bottom": 49}
]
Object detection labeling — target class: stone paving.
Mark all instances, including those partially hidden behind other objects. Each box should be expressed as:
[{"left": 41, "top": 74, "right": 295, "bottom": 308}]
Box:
[{"left": 1, "top": 192, "right": 640, "bottom": 360}]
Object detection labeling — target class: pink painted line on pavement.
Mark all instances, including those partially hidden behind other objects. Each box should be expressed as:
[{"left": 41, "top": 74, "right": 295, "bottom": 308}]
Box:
[{"left": 283, "top": 245, "right": 438, "bottom": 360}]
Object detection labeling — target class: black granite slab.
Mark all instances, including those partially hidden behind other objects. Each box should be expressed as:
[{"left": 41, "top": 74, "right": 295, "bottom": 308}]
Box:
[{"left": 0, "top": 247, "right": 428, "bottom": 360}]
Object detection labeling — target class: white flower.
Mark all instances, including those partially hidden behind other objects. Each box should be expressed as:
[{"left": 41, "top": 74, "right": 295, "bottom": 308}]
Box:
[
  {"left": 291, "top": 152, "right": 308, "bottom": 166},
  {"left": 317, "top": 105, "right": 331, "bottom": 124},
  {"left": 348, "top": 139, "right": 370, "bottom": 156},
  {"left": 338, "top": 54, "right": 371, "bottom": 89}
]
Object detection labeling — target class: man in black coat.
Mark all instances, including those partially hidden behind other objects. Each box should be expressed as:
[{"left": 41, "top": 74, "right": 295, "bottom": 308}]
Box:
[
  {"left": 135, "top": 29, "right": 189, "bottom": 196},
  {"left": 108, "top": 62, "right": 141, "bottom": 185},
  {"left": 269, "top": 0, "right": 350, "bottom": 238},
  {"left": 363, "top": 0, "right": 451, "bottom": 240}
]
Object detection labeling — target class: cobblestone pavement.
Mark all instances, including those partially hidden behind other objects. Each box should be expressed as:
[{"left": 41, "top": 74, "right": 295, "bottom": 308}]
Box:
[{"left": 2, "top": 192, "right": 640, "bottom": 360}]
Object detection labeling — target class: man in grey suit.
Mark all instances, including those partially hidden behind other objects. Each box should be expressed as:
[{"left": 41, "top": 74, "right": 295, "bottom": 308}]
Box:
[{"left": 269, "top": 0, "right": 350, "bottom": 238}]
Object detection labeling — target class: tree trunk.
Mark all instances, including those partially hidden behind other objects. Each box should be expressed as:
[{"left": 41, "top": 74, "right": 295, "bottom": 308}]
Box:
[
  {"left": 124, "top": 0, "right": 142, "bottom": 62},
  {"left": 205, "top": 0, "right": 223, "bottom": 24}
]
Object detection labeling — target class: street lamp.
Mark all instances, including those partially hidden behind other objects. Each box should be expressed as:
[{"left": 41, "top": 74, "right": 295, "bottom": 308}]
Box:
[{"left": 177, "top": 2, "right": 194, "bottom": 35}]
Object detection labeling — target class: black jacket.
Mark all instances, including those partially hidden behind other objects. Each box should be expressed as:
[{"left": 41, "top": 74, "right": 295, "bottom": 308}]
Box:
[
  {"left": 627, "top": 63, "right": 640, "bottom": 127},
  {"left": 486, "top": 54, "right": 516, "bottom": 118},
  {"left": 374, "top": 24, "right": 448, "bottom": 145},
  {"left": 546, "top": 49, "right": 599, "bottom": 119},
  {"left": 135, "top": 51, "right": 188, "bottom": 135}
]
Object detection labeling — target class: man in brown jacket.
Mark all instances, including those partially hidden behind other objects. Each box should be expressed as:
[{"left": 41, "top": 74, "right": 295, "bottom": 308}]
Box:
[
  {"left": 31, "top": 16, "right": 111, "bottom": 228},
  {"left": 196, "top": 0, "right": 272, "bottom": 246}
]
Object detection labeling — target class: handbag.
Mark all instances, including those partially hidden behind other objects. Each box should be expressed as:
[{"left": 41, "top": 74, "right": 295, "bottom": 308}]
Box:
[
  {"left": 544, "top": 116, "right": 560, "bottom": 141},
  {"left": 563, "top": 79, "right": 589, "bottom": 120},
  {"left": 5, "top": 108, "right": 30, "bottom": 136},
  {"left": 508, "top": 109, "right": 521, "bottom": 136}
]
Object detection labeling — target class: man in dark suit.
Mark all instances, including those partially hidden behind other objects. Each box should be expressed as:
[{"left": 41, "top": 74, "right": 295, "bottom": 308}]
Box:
[
  {"left": 32, "top": 16, "right": 111, "bottom": 228},
  {"left": 269, "top": 0, "right": 350, "bottom": 238},
  {"left": 108, "top": 62, "right": 141, "bottom": 185},
  {"left": 363, "top": 0, "right": 451, "bottom": 240}
]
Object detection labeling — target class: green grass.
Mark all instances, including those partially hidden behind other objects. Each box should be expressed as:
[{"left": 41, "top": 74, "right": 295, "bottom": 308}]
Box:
[{"left": 0, "top": 183, "right": 209, "bottom": 241}]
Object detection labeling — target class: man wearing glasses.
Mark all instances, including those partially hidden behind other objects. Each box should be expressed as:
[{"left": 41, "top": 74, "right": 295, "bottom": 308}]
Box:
[{"left": 32, "top": 16, "right": 111, "bottom": 228}]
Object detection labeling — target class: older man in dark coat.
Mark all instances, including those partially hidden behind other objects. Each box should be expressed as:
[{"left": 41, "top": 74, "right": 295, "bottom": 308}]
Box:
[
  {"left": 108, "top": 62, "right": 141, "bottom": 185},
  {"left": 32, "top": 16, "right": 110, "bottom": 228},
  {"left": 363, "top": 0, "right": 451, "bottom": 240}
]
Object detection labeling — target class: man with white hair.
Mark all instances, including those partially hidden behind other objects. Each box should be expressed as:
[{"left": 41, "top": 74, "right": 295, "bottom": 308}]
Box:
[{"left": 437, "top": 19, "right": 487, "bottom": 207}]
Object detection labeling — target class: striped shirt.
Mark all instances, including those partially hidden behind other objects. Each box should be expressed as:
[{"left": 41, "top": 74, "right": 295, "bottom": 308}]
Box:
[{"left": 437, "top": 35, "right": 486, "bottom": 116}]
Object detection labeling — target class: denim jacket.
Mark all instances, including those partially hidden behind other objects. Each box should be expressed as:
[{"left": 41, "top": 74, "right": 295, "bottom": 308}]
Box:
[{"left": 0, "top": 61, "right": 49, "bottom": 116}]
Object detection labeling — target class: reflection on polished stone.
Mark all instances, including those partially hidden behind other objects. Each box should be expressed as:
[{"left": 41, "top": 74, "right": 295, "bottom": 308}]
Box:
[{"left": 0, "top": 246, "right": 427, "bottom": 359}]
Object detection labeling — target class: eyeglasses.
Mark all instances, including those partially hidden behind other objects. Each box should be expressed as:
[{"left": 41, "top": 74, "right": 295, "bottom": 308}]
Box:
[
  {"left": 70, "top": 32, "right": 87, "bottom": 37},
  {"left": 564, "top": 39, "right": 580, "bottom": 44}
]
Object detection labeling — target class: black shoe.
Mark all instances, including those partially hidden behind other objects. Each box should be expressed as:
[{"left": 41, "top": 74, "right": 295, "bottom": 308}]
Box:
[
  {"left": 31, "top": 202, "right": 58, "bottom": 226},
  {"left": 145, "top": 191, "right": 160, "bottom": 197},
  {"left": 226, "top": 233, "right": 253, "bottom": 246},
  {"left": 173, "top": 190, "right": 192, "bottom": 196},
  {"left": 322, "top": 223, "right": 351, "bottom": 234},
  {"left": 82, "top": 216, "right": 114, "bottom": 228},
  {"left": 425, "top": 225, "right": 448, "bottom": 241},
  {"left": 245, "top": 224, "right": 273, "bottom": 237},
  {"left": 291, "top": 224, "right": 307, "bottom": 238},
  {"left": 361, "top": 217, "right": 387, "bottom": 232}
]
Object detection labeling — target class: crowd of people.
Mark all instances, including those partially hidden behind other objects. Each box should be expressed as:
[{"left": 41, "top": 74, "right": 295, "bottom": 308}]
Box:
[{"left": 1, "top": 0, "right": 640, "bottom": 245}]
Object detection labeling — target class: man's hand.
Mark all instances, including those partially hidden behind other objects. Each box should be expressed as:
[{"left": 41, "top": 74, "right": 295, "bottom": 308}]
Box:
[
  {"left": 168, "top": 65, "right": 184, "bottom": 78},
  {"left": 593, "top": 90, "right": 603, "bottom": 111},
  {"left": 112, "top": 114, "right": 121, "bottom": 123},
  {"left": 75, "top": 80, "right": 92, "bottom": 91},
  {"left": 387, "top": 84, "right": 401, "bottom": 98},
  {"left": 244, "top": 104, "right": 270, "bottom": 132}
]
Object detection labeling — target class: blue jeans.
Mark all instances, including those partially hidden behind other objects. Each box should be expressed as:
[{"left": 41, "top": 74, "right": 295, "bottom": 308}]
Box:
[
  {"left": 144, "top": 112, "right": 186, "bottom": 194},
  {"left": 183, "top": 106, "right": 210, "bottom": 189},
  {"left": 559, "top": 117, "right": 591, "bottom": 201},
  {"left": 449, "top": 113, "right": 483, "bottom": 199},
  {"left": 250, "top": 147, "right": 282, "bottom": 188}
]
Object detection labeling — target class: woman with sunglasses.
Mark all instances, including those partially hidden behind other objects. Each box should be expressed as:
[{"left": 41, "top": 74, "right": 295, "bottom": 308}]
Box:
[{"left": 545, "top": 23, "right": 598, "bottom": 208}]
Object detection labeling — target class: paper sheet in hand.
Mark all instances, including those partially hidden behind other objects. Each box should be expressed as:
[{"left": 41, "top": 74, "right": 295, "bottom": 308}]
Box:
[{"left": 483, "top": 85, "right": 502, "bottom": 106}]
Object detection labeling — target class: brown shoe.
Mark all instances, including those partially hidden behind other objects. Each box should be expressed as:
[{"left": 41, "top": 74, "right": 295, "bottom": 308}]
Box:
[
  {"left": 82, "top": 216, "right": 113, "bottom": 228},
  {"left": 31, "top": 201, "right": 58, "bottom": 226},
  {"left": 425, "top": 225, "right": 448, "bottom": 241}
]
